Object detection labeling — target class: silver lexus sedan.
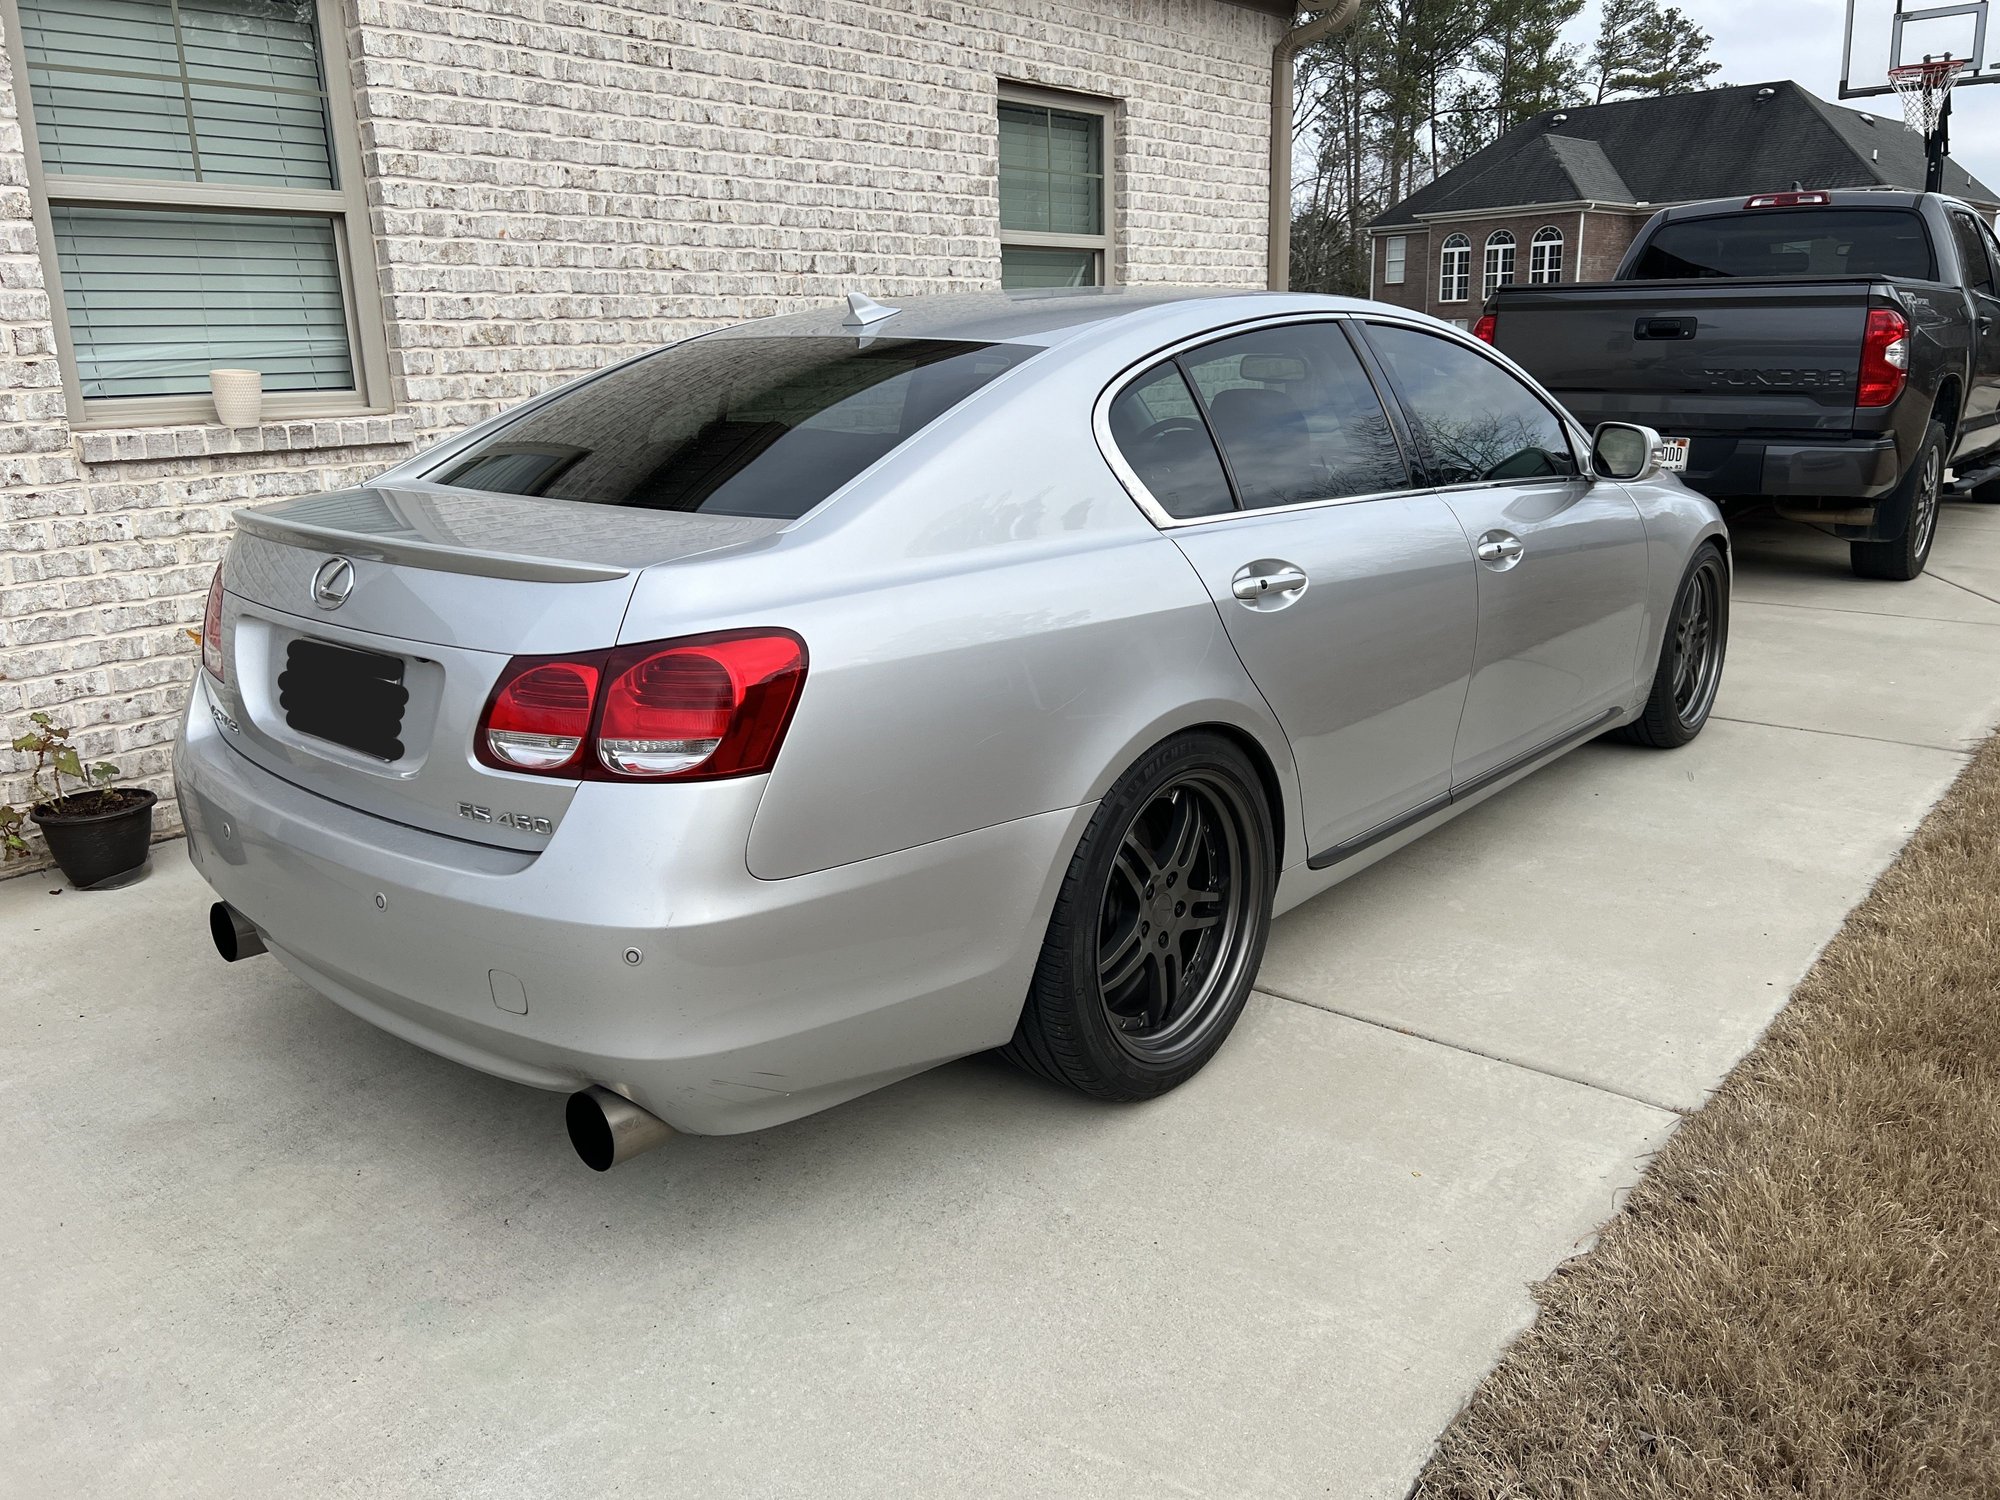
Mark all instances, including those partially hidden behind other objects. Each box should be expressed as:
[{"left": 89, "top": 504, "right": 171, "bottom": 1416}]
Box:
[{"left": 175, "top": 289, "right": 1729, "bottom": 1169}]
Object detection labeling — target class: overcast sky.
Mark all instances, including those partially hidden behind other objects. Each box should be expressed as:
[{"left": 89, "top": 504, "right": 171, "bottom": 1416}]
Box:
[{"left": 1559, "top": 0, "right": 2000, "bottom": 188}]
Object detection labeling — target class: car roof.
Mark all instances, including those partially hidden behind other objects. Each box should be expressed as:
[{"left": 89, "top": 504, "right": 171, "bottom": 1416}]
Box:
[{"left": 715, "top": 287, "right": 1387, "bottom": 348}]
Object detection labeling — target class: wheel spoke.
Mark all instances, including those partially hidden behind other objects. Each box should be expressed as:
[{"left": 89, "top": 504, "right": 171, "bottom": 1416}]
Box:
[
  {"left": 1163, "top": 792, "right": 1204, "bottom": 878},
  {"left": 1113, "top": 839, "right": 1154, "bottom": 900},
  {"left": 1150, "top": 949, "right": 1182, "bottom": 1028},
  {"left": 1099, "top": 917, "right": 1146, "bottom": 992},
  {"left": 1184, "top": 892, "right": 1225, "bottom": 931}
]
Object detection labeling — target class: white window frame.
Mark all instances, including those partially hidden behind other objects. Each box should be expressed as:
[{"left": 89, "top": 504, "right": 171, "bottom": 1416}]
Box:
[
  {"left": 1438, "top": 234, "right": 1471, "bottom": 303},
  {"left": 1383, "top": 235, "right": 1407, "bottom": 285},
  {"left": 0, "top": 0, "right": 390, "bottom": 428},
  {"left": 1530, "top": 226, "right": 1564, "bottom": 284},
  {"left": 997, "top": 81, "right": 1116, "bottom": 288},
  {"left": 1483, "top": 230, "right": 1517, "bottom": 301}
]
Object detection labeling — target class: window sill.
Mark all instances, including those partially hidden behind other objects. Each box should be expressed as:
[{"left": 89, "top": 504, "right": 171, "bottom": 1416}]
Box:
[{"left": 75, "top": 413, "right": 418, "bottom": 466}]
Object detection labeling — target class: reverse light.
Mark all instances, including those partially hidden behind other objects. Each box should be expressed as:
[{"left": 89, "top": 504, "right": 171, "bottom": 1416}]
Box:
[
  {"left": 474, "top": 630, "right": 807, "bottom": 782},
  {"left": 201, "top": 563, "right": 226, "bottom": 683},
  {"left": 1472, "top": 313, "right": 1497, "bottom": 344},
  {"left": 1857, "top": 307, "right": 1910, "bottom": 408},
  {"left": 1744, "top": 191, "right": 1831, "bottom": 209}
]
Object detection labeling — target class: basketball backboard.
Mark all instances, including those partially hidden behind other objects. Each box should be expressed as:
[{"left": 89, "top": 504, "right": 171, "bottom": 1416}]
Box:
[{"left": 1842, "top": 0, "right": 1996, "bottom": 97}]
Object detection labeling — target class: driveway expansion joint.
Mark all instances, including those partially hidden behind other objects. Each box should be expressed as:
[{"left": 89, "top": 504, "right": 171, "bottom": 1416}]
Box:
[
  {"left": 1253, "top": 985, "right": 1688, "bottom": 1118},
  {"left": 1710, "top": 715, "right": 1979, "bottom": 756}
]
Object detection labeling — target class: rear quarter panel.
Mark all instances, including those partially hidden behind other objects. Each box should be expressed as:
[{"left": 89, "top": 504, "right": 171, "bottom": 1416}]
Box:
[{"left": 616, "top": 340, "right": 1304, "bottom": 882}]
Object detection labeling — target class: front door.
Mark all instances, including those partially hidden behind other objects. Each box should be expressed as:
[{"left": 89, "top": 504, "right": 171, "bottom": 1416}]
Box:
[
  {"left": 1955, "top": 212, "right": 2000, "bottom": 460},
  {"left": 1107, "top": 320, "right": 1478, "bottom": 861},
  {"left": 1359, "top": 321, "right": 1650, "bottom": 785}
]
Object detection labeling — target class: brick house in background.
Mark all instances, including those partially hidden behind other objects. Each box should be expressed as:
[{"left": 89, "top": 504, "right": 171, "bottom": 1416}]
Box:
[
  {"left": 0, "top": 0, "right": 1291, "bottom": 856},
  {"left": 1368, "top": 80, "right": 2000, "bottom": 328}
]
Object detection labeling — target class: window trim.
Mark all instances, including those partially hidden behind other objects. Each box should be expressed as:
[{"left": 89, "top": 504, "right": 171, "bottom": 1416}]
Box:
[
  {"left": 1483, "top": 230, "right": 1517, "bottom": 301},
  {"left": 1092, "top": 310, "right": 1588, "bottom": 532},
  {"left": 1529, "top": 225, "right": 1564, "bottom": 285},
  {"left": 997, "top": 81, "right": 1116, "bottom": 288},
  {"left": 1438, "top": 233, "right": 1471, "bottom": 303},
  {"left": 1, "top": 0, "right": 391, "bottom": 428}
]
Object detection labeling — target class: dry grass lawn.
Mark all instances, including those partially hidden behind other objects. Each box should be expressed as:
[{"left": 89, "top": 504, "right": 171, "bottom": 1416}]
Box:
[{"left": 1412, "top": 732, "right": 2000, "bottom": 1499}]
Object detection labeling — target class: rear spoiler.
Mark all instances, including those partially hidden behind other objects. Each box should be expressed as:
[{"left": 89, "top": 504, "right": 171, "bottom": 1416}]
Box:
[{"left": 232, "top": 487, "right": 633, "bottom": 584}]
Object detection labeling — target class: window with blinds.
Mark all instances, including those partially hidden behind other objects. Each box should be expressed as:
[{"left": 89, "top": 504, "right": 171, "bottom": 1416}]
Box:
[
  {"left": 998, "top": 91, "right": 1112, "bottom": 290},
  {"left": 9, "top": 0, "right": 383, "bottom": 419}
]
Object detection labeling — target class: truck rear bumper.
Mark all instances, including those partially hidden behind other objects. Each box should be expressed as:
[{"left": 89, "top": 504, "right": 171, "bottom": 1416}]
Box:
[{"left": 1675, "top": 433, "right": 1901, "bottom": 500}]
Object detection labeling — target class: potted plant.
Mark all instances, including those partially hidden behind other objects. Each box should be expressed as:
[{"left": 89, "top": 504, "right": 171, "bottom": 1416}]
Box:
[{"left": 3, "top": 711, "right": 157, "bottom": 887}]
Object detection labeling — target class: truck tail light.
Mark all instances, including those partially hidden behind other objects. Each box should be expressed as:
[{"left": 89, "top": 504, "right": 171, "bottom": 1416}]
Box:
[
  {"left": 201, "top": 563, "right": 226, "bottom": 684},
  {"left": 475, "top": 629, "right": 807, "bottom": 781},
  {"left": 1857, "top": 308, "right": 1910, "bottom": 408},
  {"left": 1472, "top": 313, "right": 1497, "bottom": 344}
]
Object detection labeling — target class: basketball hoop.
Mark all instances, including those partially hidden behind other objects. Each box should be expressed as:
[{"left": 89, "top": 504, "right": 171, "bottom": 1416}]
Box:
[{"left": 1888, "top": 53, "right": 1970, "bottom": 138}]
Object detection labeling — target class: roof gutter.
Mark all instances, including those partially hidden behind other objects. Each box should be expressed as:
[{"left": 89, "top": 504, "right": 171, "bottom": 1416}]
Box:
[{"left": 1268, "top": 0, "right": 1364, "bottom": 291}]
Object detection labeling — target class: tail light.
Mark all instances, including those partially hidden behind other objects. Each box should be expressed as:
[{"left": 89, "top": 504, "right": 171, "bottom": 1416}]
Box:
[
  {"left": 201, "top": 563, "right": 226, "bottom": 683},
  {"left": 475, "top": 629, "right": 807, "bottom": 782},
  {"left": 1857, "top": 308, "right": 1910, "bottom": 408},
  {"left": 1472, "top": 313, "right": 1497, "bottom": 344}
]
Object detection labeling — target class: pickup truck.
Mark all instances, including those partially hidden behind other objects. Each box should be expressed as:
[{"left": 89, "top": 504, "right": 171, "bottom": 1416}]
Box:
[{"left": 1482, "top": 188, "right": 2000, "bottom": 580}]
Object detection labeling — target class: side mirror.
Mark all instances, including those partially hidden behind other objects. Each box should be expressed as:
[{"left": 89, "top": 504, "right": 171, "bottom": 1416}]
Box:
[{"left": 1592, "top": 422, "right": 1665, "bottom": 482}]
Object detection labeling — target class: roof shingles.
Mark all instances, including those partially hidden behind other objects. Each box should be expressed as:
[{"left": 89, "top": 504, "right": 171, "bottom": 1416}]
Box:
[{"left": 1370, "top": 80, "right": 1999, "bottom": 228}]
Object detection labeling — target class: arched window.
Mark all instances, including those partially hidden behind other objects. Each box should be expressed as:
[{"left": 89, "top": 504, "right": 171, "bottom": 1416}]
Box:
[
  {"left": 1483, "top": 230, "right": 1517, "bottom": 300},
  {"left": 1439, "top": 233, "right": 1471, "bottom": 303},
  {"left": 1530, "top": 226, "right": 1564, "bottom": 284}
]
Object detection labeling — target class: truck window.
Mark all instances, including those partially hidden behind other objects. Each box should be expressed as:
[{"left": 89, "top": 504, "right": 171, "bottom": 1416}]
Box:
[
  {"left": 1628, "top": 209, "right": 1936, "bottom": 281},
  {"left": 1948, "top": 211, "right": 1997, "bottom": 295}
]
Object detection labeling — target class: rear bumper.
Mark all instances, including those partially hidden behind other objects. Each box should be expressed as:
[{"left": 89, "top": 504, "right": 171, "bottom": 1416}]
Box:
[
  {"left": 174, "top": 675, "right": 1083, "bottom": 1134},
  {"left": 1673, "top": 433, "right": 1901, "bottom": 500}
]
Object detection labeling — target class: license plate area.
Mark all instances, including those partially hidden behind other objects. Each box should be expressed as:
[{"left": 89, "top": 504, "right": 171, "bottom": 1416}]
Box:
[
  {"left": 1658, "top": 437, "right": 1691, "bottom": 472},
  {"left": 279, "top": 638, "right": 410, "bottom": 761}
]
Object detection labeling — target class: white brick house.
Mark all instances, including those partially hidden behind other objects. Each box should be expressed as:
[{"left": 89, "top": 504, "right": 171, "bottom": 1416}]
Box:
[{"left": 0, "top": 0, "right": 1289, "bottom": 859}]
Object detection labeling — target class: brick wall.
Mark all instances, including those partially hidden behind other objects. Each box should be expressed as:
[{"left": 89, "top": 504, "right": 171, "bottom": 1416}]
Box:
[
  {"left": 1368, "top": 207, "right": 1656, "bottom": 322},
  {"left": 0, "top": 0, "right": 1283, "bottom": 869}
]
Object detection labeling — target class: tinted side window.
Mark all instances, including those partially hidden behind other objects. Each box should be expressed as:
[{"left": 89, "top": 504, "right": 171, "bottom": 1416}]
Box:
[
  {"left": 1106, "top": 364, "right": 1235, "bottom": 518},
  {"left": 435, "top": 336, "right": 1036, "bottom": 519},
  {"left": 1950, "top": 212, "right": 1997, "bottom": 294},
  {"left": 1365, "top": 324, "right": 1577, "bottom": 485},
  {"left": 1180, "top": 322, "right": 1408, "bottom": 508}
]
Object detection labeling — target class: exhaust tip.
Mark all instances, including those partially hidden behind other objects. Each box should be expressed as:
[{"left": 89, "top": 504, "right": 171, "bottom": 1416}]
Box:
[
  {"left": 209, "top": 901, "right": 267, "bottom": 962},
  {"left": 566, "top": 1085, "right": 674, "bottom": 1172}
]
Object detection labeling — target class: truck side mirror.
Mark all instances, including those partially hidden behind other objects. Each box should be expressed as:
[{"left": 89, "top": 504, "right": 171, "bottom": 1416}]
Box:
[{"left": 1592, "top": 422, "right": 1665, "bottom": 482}]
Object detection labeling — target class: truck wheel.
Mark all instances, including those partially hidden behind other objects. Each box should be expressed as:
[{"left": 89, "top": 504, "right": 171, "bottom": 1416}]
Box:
[
  {"left": 1851, "top": 422, "right": 1944, "bottom": 581},
  {"left": 1615, "top": 541, "right": 1728, "bottom": 749}
]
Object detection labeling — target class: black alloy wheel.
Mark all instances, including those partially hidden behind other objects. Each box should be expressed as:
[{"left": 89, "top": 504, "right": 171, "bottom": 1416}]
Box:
[
  {"left": 1615, "top": 540, "right": 1729, "bottom": 749},
  {"left": 1004, "top": 731, "right": 1275, "bottom": 1100}
]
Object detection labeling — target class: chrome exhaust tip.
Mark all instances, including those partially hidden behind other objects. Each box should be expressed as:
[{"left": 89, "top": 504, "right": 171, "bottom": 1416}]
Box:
[
  {"left": 209, "top": 901, "right": 267, "bottom": 962},
  {"left": 566, "top": 1085, "right": 674, "bottom": 1172}
]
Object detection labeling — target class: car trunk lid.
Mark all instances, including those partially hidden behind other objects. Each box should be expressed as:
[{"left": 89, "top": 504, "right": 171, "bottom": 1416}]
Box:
[{"left": 208, "top": 484, "right": 787, "bottom": 850}]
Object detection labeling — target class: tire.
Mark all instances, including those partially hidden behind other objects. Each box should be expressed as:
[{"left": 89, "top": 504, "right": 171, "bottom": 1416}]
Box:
[
  {"left": 1003, "top": 731, "right": 1275, "bottom": 1101},
  {"left": 1851, "top": 421, "right": 1944, "bottom": 581},
  {"left": 1614, "top": 540, "right": 1729, "bottom": 750}
]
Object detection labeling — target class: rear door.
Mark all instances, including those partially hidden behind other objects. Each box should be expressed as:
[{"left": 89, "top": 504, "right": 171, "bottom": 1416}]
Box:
[
  {"left": 1947, "top": 208, "right": 2000, "bottom": 458},
  {"left": 1112, "top": 319, "right": 1478, "bottom": 862},
  {"left": 1360, "top": 320, "right": 1649, "bottom": 786}
]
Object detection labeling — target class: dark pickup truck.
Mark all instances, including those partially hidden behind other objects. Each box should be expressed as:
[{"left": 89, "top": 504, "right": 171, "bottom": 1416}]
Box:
[{"left": 1483, "top": 189, "right": 2000, "bottom": 580}]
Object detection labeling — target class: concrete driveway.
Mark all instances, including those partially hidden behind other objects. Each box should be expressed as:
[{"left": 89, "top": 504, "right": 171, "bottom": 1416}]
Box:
[{"left": 7, "top": 503, "right": 1999, "bottom": 1499}]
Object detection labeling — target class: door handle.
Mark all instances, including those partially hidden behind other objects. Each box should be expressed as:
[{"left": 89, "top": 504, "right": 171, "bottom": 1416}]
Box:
[
  {"left": 1475, "top": 532, "right": 1524, "bottom": 567},
  {"left": 1231, "top": 563, "right": 1309, "bottom": 601}
]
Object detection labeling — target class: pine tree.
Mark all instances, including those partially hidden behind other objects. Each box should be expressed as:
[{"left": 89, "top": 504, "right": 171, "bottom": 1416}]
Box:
[{"left": 1592, "top": 0, "right": 1720, "bottom": 101}]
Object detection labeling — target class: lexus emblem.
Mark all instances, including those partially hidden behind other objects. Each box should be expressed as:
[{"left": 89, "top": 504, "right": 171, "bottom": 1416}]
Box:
[{"left": 311, "top": 556, "right": 355, "bottom": 610}]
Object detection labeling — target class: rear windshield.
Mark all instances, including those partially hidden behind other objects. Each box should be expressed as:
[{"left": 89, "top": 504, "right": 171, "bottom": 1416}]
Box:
[
  {"left": 433, "top": 336, "right": 1036, "bottom": 518},
  {"left": 1628, "top": 209, "right": 1936, "bottom": 281}
]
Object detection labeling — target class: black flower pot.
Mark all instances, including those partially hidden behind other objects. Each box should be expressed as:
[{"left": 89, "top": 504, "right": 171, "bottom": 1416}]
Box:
[{"left": 32, "top": 788, "right": 158, "bottom": 889}]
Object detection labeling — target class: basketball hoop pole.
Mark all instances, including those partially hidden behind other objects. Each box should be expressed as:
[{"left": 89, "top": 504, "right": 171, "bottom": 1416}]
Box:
[{"left": 1929, "top": 89, "right": 1952, "bottom": 190}]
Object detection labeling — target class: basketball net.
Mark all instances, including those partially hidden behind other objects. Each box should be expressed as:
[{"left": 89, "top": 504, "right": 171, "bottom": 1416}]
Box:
[{"left": 1888, "top": 54, "right": 1970, "bottom": 141}]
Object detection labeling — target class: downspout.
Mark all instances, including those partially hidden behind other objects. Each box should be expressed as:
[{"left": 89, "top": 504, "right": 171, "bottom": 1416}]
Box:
[{"left": 1268, "top": 0, "right": 1365, "bottom": 291}]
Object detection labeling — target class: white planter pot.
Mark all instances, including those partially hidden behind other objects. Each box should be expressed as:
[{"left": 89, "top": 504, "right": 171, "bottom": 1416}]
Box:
[{"left": 210, "top": 369, "right": 263, "bottom": 428}]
